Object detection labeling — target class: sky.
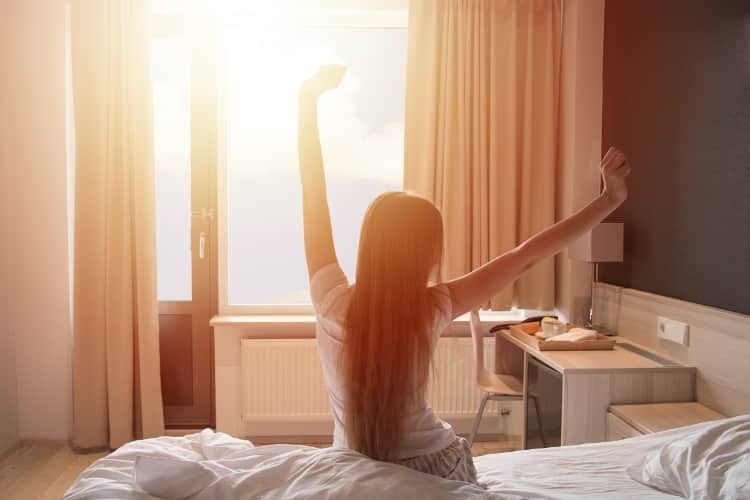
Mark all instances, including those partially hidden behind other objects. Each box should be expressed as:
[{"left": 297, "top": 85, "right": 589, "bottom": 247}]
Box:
[{"left": 153, "top": 26, "right": 408, "bottom": 304}]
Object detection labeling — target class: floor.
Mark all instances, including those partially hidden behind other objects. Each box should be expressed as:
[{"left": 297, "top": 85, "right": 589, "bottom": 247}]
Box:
[
  {"left": 0, "top": 442, "right": 107, "bottom": 500},
  {"left": 0, "top": 437, "right": 517, "bottom": 499}
]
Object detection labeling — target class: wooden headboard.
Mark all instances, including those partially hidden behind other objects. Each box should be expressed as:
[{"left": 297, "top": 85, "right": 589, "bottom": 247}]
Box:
[{"left": 595, "top": 283, "right": 750, "bottom": 417}]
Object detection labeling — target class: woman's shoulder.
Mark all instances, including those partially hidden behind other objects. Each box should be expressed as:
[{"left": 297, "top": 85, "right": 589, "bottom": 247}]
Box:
[
  {"left": 311, "top": 263, "right": 350, "bottom": 304},
  {"left": 310, "top": 263, "right": 353, "bottom": 327},
  {"left": 428, "top": 283, "right": 452, "bottom": 306},
  {"left": 427, "top": 284, "right": 453, "bottom": 333}
]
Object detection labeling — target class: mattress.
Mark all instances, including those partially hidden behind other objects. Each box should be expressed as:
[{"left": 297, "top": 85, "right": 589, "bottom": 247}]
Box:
[{"left": 64, "top": 419, "right": 729, "bottom": 499}]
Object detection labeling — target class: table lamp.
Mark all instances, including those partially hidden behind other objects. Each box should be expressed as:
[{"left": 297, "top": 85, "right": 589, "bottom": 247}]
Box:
[{"left": 569, "top": 223, "right": 624, "bottom": 335}]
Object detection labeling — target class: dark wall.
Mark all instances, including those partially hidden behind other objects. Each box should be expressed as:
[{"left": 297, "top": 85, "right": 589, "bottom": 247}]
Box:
[{"left": 600, "top": 0, "right": 750, "bottom": 315}]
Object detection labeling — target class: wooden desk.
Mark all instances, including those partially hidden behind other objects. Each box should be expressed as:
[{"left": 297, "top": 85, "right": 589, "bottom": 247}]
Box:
[{"left": 495, "top": 326, "right": 697, "bottom": 447}]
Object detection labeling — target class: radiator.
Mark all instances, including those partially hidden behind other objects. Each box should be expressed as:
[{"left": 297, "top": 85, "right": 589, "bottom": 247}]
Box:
[{"left": 240, "top": 337, "right": 497, "bottom": 427}]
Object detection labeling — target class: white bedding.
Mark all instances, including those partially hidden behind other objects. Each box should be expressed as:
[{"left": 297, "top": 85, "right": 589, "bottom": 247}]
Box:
[
  {"left": 627, "top": 415, "right": 750, "bottom": 499},
  {"left": 475, "top": 426, "right": 688, "bottom": 499},
  {"left": 64, "top": 432, "right": 491, "bottom": 500},
  {"left": 65, "top": 418, "right": 747, "bottom": 499}
]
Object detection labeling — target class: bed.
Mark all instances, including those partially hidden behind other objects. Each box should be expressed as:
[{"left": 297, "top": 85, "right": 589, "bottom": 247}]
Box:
[{"left": 64, "top": 415, "right": 749, "bottom": 499}]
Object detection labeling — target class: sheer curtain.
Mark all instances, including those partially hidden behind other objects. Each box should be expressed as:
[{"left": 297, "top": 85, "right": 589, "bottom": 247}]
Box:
[
  {"left": 70, "top": 0, "right": 164, "bottom": 449},
  {"left": 404, "top": 0, "right": 562, "bottom": 310}
]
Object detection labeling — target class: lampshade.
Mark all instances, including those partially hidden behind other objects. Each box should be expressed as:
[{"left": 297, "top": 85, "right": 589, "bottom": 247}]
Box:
[{"left": 569, "top": 222, "right": 624, "bottom": 263}]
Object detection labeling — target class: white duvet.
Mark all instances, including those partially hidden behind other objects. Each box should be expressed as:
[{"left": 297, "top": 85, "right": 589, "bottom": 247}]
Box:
[
  {"left": 64, "top": 431, "right": 492, "bottom": 499},
  {"left": 627, "top": 415, "right": 750, "bottom": 499},
  {"left": 65, "top": 416, "right": 750, "bottom": 500}
]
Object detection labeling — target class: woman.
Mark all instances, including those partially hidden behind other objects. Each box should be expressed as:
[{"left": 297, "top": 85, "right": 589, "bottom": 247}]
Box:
[{"left": 298, "top": 65, "right": 631, "bottom": 484}]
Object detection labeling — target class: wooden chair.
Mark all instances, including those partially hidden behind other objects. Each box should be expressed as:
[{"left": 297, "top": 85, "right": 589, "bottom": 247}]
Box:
[{"left": 468, "top": 310, "right": 546, "bottom": 448}]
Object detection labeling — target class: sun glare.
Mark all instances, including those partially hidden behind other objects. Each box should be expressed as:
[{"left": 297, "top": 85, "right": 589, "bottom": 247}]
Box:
[
  {"left": 224, "top": 30, "right": 345, "bottom": 132},
  {"left": 154, "top": 0, "right": 403, "bottom": 180},
  {"left": 153, "top": 0, "right": 408, "bottom": 304}
]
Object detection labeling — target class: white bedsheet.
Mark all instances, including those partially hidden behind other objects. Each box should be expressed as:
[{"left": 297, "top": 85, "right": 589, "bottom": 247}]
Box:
[
  {"left": 65, "top": 419, "right": 741, "bottom": 499},
  {"left": 476, "top": 426, "right": 697, "bottom": 499}
]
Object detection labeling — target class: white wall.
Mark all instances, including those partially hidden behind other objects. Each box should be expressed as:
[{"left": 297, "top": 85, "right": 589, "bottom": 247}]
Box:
[
  {"left": 0, "top": 0, "right": 72, "bottom": 441},
  {"left": 555, "top": 0, "right": 605, "bottom": 323}
]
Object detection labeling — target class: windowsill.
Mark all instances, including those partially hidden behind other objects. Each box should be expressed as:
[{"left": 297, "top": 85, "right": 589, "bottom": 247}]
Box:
[
  {"left": 211, "top": 315, "right": 318, "bottom": 326},
  {"left": 210, "top": 310, "right": 534, "bottom": 329}
]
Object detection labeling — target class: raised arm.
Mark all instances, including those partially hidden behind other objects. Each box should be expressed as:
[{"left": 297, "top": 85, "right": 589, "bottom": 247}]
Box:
[
  {"left": 447, "top": 147, "right": 632, "bottom": 318},
  {"left": 298, "top": 65, "right": 346, "bottom": 279}
]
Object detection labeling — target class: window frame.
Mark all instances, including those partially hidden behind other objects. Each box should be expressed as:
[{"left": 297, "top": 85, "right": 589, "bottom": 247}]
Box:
[{"left": 217, "top": 9, "right": 409, "bottom": 315}]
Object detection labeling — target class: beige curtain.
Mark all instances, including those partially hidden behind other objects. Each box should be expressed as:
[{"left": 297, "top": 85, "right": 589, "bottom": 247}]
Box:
[
  {"left": 405, "top": 0, "right": 562, "bottom": 310},
  {"left": 71, "top": 0, "right": 164, "bottom": 449}
]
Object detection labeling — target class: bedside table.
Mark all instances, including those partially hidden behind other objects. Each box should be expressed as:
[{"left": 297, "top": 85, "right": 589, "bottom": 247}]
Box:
[{"left": 606, "top": 402, "right": 725, "bottom": 441}]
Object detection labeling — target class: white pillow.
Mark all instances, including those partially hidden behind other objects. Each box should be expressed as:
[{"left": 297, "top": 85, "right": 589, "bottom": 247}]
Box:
[{"left": 627, "top": 415, "right": 750, "bottom": 500}]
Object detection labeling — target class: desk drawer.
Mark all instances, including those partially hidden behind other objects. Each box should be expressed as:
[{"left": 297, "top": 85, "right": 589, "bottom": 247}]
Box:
[{"left": 606, "top": 412, "right": 643, "bottom": 441}]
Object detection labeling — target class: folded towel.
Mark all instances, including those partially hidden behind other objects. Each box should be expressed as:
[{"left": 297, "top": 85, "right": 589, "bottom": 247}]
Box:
[{"left": 548, "top": 328, "right": 597, "bottom": 342}]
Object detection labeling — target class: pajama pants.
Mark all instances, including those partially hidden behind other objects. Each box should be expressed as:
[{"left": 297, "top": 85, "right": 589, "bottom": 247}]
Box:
[{"left": 398, "top": 437, "right": 479, "bottom": 485}]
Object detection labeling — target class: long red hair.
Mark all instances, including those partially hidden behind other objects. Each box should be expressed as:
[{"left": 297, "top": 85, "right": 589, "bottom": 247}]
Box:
[{"left": 343, "top": 192, "right": 444, "bottom": 461}]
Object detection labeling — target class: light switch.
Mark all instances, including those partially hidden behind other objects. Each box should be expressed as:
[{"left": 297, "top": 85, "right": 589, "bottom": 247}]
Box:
[{"left": 657, "top": 316, "right": 689, "bottom": 346}]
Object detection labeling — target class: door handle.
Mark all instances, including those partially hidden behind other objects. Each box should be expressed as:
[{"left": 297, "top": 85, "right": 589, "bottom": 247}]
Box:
[
  {"left": 199, "top": 232, "right": 206, "bottom": 259},
  {"left": 191, "top": 208, "right": 214, "bottom": 221}
]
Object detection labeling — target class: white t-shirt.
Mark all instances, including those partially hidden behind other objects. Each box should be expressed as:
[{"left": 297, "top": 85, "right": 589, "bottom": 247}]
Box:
[{"left": 310, "top": 262, "right": 457, "bottom": 460}]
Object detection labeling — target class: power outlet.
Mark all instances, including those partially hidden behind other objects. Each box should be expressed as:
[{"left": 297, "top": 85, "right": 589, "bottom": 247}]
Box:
[{"left": 657, "top": 316, "right": 689, "bottom": 346}]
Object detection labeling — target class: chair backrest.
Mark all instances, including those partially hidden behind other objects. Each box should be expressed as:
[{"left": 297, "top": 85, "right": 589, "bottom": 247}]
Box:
[{"left": 469, "top": 309, "right": 493, "bottom": 385}]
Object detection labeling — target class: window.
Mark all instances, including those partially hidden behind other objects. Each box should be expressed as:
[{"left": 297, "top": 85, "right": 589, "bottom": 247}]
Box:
[
  {"left": 219, "top": 12, "right": 408, "bottom": 312},
  {"left": 150, "top": 4, "right": 408, "bottom": 314}
]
